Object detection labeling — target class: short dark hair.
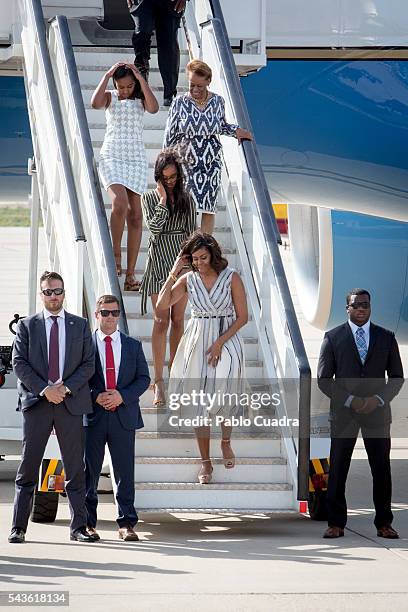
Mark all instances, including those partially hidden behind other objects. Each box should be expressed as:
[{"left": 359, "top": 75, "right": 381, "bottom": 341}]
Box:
[
  {"left": 96, "top": 294, "right": 120, "bottom": 311},
  {"left": 181, "top": 231, "right": 228, "bottom": 273},
  {"left": 112, "top": 65, "right": 143, "bottom": 101},
  {"left": 39, "top": 271, "right": 64, "bottom": 288},
  {"left": 346, "top": 288, "right": 371, "bottom": 305}
]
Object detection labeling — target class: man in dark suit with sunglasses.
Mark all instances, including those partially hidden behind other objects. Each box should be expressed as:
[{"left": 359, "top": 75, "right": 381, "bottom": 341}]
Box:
[
  {"left": 9, "top": 271, "right": 95, "bottom": 544},
  {"left": 84, "top": 295, "right": 150, "bottom": 542},
  {"left": 318, "top": 288, "right": 404, "bottom": 539}
]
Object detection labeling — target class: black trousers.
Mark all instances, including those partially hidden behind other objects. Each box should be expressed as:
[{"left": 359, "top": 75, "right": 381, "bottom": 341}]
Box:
[
  {"left": 12, "top": 399, "right": 86, "bottom": 533},
  {"left": 327, "top": 431, "right": 393, "bottom": 529},
  {"left": 130, "top": 0, "right": 182, "bottom": 98}
]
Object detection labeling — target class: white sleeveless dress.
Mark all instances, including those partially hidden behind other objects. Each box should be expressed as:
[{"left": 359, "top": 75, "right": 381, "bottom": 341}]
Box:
[
  {"left": 98, "top": 90, "right": 148, "bottom": 195},
  {"left": 169, "top": 267, "right": 245, "bottom": 418}
]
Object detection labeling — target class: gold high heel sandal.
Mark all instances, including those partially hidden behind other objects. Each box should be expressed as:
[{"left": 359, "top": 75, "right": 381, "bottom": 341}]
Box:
[
  {"left": 153, "top": 379, "right": 166, "bottom": 407},
  {"left": 221, "top": 439, "right": 235, "bottom": 469},
  {"left": 198, "top": 459, "right": 213, "bottom": 484}
]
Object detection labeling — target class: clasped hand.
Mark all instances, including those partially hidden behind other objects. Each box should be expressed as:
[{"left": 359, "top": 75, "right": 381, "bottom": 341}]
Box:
[
  {"left": 44, "top": 383, "right": 67, "bottom": 404},
  {"left": 351, "top": 396, "right": 380, "bottom": 414},
  {"left": 96, "top": 390, "right": 123, "bottom": 411}
]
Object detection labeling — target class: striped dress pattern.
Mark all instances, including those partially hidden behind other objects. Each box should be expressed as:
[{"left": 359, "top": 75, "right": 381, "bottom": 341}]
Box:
[
  {"left": 139, "top": 189, "right": 196, "bottom": 315},
  {"left": 163, "top": 93, "right": 238, "bottom": 214},
  {"left": 98, "top": 90, "right": 148, "bottom": 195},
  {"left": 169, "top": 267, "right": 245, "bottom": 418}
]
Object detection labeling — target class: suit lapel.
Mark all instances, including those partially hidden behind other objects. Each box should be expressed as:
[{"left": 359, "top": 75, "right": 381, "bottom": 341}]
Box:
[
  {"left": 93, "top": 331, "right": 104, "bottom": 381},
  {"left": 344, "top": 322, "right": 362, "bottom": 364},
  {"left": 63, "top": 312, "right": 75, "bottom": 378},
  {"left": 36, "top": 313, "right": 48, "bottom": 370},
  {"left": 116, "top": 332, "right": 126, "bottom": 386},
  {"left": 365, "top": 322, "right": 378, "bottom": 363}
]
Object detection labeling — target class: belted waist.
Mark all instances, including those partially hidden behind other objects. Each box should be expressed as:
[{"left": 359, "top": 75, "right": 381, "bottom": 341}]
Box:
[{"left": 192, "top": 310, "right": 233, "bottom": 319}]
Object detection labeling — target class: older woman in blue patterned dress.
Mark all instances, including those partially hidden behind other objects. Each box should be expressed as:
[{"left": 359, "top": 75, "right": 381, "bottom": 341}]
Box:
[
  {"left": 163, "top": 59, "right": 252, "bottom": 235},
  {"left": 91, "top": 63, "right": 159, "bottom": 291}
]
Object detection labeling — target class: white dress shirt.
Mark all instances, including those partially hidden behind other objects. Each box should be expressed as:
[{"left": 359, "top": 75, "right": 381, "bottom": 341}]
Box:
[
  {"left": 44, "top": 308, "right": 66, "bottom": 384},
  {"left": 345, "top": 318, "right": 383, "bottom": 407},
  {"left": 96, "top": 328, "right": 122, "bottom": 389}
]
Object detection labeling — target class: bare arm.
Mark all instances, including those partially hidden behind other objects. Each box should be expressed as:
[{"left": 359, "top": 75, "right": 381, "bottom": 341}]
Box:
[
  {"left": 91, "top": 62, "right": 123, "bottom": 109},
  {"left": 156, "top": 255, "right": 190, "bottom": 310},
  {"left": 125, "top": 63, "right": 159, "bottom": 113}
]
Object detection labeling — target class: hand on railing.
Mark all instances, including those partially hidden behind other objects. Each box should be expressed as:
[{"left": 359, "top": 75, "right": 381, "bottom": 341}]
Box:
[{"left": 235, "top": 127, "right": 253, "bottom": 144}]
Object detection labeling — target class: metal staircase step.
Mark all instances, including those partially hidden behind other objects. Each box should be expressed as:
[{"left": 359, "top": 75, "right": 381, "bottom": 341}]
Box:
[{"left": 134, "top": 481, "right": 293, "bottom": 510}]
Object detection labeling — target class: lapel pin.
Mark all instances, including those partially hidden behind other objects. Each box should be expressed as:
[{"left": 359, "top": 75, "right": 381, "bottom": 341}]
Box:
[{"left": 69, "top": 321, "right": 74, "bottom": 325}]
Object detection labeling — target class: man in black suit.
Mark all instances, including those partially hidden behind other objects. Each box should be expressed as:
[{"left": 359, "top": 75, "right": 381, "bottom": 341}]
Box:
[
  {"left": 318, "top": 288, "right": 404, "bottom": 539},
  {"left": 84, "top": 295, "right": 150, "bottom": 542},
  {"left": 9, "top": 271, "right": 95, "bottom": 543},
  {"left": 127, "top": 0, "right": 188, "bottom": 106}
]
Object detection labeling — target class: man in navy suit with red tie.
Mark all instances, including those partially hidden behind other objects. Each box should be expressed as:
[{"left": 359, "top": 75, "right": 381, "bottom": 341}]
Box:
[
  {"left": 84, "top": 295, "right": 150, "bottom": 541},
  {"left": 318, "top": 288, "right": 404, "bottom": 539}
]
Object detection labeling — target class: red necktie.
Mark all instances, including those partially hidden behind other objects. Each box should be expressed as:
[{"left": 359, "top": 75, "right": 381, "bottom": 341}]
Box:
[
  {"left": 48, "top": 316, "right": 60, "bottom": 383},
  {"left": 104, "top": 336, "right": 116, "bottom": 390}
]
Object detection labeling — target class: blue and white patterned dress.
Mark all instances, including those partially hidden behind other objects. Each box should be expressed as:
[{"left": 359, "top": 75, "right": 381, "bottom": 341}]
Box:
[
  {"left": 99, "top": 90, "right": 147, "bottom": 195},
  {"left": 163, "top": 93, "right": 238, "bottom": 214},
  {"left": 169, "top": 267, "right": 245, "bottom": 418}
]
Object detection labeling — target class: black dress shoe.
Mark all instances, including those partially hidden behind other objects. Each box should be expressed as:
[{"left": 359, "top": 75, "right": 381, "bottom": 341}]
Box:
[
  {"left": 163, "top": 96, "right": 174, "bottom": 107},
  {"left": 70, "top": 527, "right": 95, "bottom": 542},
  {"left": 86, "top": 526, "right": 101, "bottom": 541},
  {"left": 8, "top": 528, "right": 25, "bottom": 543}
]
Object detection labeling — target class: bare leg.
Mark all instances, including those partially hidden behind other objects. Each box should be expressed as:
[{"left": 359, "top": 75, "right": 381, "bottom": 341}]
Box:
[
  {"left": 108, "top": 184, "right": 129, "bottom": 274},
  {"left": 151, "top": 294, "right": 169, "bottom": 406},
  {"left": 220, "top": 422, "right": 235, "bottom": 469},
  {"left": 168, "top": 293, "right": 188, "bottom": 372},
  {"left": 195, "top": 426, "right": 213, "bottom": 483},
  {"left": 200, "top": 212, "right": 215, "bottom": 235},
  {"left": 126, "top": 190, "right": 143, "bottom": 283}
]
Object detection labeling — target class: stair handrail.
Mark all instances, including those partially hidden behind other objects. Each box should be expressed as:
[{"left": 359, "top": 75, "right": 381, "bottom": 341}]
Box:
[
  {"left": 47, "top": 15, "right": 128, "bottom": 333},
  {"left": 18, "top": 0, "right": 86, "bottom": 314},
  {"left": 185, "top": 0, "right": 311, "bottom": 500}
]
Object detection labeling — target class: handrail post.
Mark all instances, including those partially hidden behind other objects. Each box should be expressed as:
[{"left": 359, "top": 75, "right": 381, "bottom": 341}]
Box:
[{"left": 28, "top": 158, "right": 40, "bottom": 316}]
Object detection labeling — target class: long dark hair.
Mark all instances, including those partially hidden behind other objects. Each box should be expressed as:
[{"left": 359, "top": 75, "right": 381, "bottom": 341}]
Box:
[
  {"left": 181, "top": 231, "right": 228, "bottom": 272},
  {"left": 154, "top": 149, "right": 191, "bottom": 216},
  {"left": 112, "top": 65, "right": 144, "bottom": 101}
]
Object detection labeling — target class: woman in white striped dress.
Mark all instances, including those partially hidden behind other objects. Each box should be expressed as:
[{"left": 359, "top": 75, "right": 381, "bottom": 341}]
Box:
[
  {"left": 140, "top": 150, "right": 196, "bottom": 406},
  {"left": 157, "top": 231, "right": 248, "bottom": 484}
]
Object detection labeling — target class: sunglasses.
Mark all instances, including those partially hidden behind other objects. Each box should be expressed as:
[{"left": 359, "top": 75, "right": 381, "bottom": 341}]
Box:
[
  {"left": 348, "top": 302, "right": 370, "bottom": 310},
  {"left": 98, "top": 309, "right": 120, "bottom": 318},
  {"left": 41, "top": 288, "right": 64, "bottom": 296}
]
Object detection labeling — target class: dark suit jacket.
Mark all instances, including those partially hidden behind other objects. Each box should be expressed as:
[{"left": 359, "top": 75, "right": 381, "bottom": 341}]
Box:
[
  {"left": 12, "top": 311, "right": 95, "bottom": 415},
  {"left": 84, "top": 332, "right": 150, "bottom": 431},
  {"left": 317, "top": 322, "right": 404, "bottom": 430}
]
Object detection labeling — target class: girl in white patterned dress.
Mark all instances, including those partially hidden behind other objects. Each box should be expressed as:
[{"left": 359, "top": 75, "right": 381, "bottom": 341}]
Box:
[
  {"left": 157, "top": 231, "right": 248, "bottom": 485},
  {"left": 92, "top": 63, "right": 159, "bottom": 290}
]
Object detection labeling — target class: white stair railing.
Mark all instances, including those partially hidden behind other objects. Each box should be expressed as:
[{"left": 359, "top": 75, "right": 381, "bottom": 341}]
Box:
[
  {"left": 18, "top": 0, "right": 85, "bottom": 314},
  {"left": 185, "top": 0, "right": 311, "bottom": 501},
  {"left": 47, "top": 15, "right": 127, "bottom": 332}
]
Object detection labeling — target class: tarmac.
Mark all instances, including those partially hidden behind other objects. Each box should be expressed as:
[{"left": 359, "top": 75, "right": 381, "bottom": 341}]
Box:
[
  {"left": 1, "top": 227, "right": 408, "bottom": 611},
  {"left": 1, "top": 446, "right": 408, "bottom": 612}
]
